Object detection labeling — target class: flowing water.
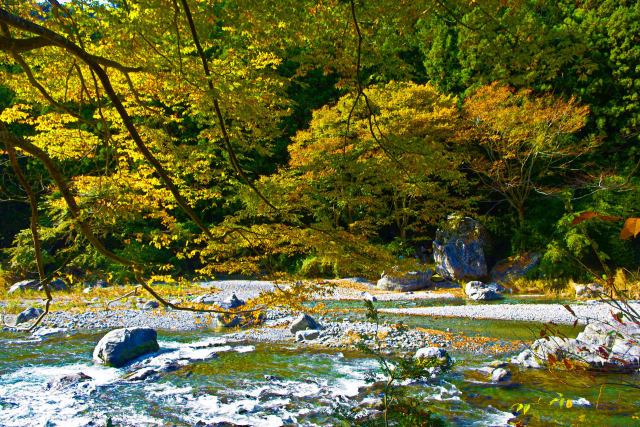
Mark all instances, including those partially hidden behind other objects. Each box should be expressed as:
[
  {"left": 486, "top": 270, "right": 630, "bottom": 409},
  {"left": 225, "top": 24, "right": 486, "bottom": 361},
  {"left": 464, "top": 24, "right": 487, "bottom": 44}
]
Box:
[{"left": 1, "top": 307, "right": 639, "bottom": 426}]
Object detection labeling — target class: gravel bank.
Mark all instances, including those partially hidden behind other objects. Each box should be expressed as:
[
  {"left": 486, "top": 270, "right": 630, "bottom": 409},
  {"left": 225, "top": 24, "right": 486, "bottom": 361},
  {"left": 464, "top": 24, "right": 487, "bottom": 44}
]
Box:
[{"left": 380, "top": 301, "right": 640, "bottom": 325}]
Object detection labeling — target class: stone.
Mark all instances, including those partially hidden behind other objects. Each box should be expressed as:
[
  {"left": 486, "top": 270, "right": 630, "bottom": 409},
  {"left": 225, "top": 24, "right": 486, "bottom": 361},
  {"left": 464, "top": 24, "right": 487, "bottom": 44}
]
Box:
[
  {"left": 123, "top": 367, "right": 159, "bottom": 381},
  {"left": 39, "top": 278, "right": 68, "bottom": 292},
  {"left": 490, "top": 368, "right": 512, "bottom": 383},
  {"left": 192, "top": 294, "right": 218, "bottom": 305},
  {"left": 361, "top": 292, "right": 377, "bottom": 302},
  {"left": 290, "top": 313, "right": 322, "bottom": 333},
  {"left": 376, "top": 269, "right": 433, "bottom": 292},
  {"left": 465, "top": 281, "right": 504, "bottom": 301},
  {"left": 93, "top": 328, "right": 159, "bottom": 367},
  {"left": 8, "top": 279, "right": 39, "bottom": 294},
  {"left": 488, "top": 360, "right": 508, "bottom": 368},
  {"left": 16, "top": 307, "right": 44, "bottom": 324},
  {"left": 574, "top": 283, "right": 604, "bottom": 299},
  {"left": 219, "top": 293, "right": 245, "bottom": 310},
  {"left": 296, "top": 329, "right": 320, "bottom": 341},
  {"left": 46, "top": 372, "right": 92, "bottom": 390},
  {"left": 414, "top": 347, "right": 451, "bottom": 365},
  {"left": 143, "top": 300, "right": 160, "bottom": 310},
  {"left": 490, "top": 253, "right": 541, "bottom": 283},
  {"left": 433, "top": 215, "right": 488, "bottom": 281},
  {"left": 510, "top": 349, "right": 541, "bottom": 368},
  {"left": 83, "top": 287, "right": 92, "bottom": 294}
]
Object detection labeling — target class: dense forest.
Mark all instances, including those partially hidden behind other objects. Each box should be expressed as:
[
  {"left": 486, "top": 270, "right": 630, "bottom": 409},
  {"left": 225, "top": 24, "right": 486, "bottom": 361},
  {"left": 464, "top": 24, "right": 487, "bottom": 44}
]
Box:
[
  {"left": 0, "top": 0, "right": 639, "bottom": 288},
  {"left": 2, "top": 2, "right": 640, "bottom": 426}
]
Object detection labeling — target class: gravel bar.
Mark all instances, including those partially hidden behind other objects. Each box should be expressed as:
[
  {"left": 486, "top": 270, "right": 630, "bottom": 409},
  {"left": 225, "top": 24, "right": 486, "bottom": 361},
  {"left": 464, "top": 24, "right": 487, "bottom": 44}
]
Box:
[{"left": 380, "top": 301, "right": 640, "bottom": 325}]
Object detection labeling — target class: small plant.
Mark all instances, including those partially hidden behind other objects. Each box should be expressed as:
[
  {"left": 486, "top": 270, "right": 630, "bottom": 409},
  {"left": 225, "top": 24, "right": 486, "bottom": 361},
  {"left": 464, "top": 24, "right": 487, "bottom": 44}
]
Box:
[{"left": 338, "top": 299, "right": 450, "bottom": 426}]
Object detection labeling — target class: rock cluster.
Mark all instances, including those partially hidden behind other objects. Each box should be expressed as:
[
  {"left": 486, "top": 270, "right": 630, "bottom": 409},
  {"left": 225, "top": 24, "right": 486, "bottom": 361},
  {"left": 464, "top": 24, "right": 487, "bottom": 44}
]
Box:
[{"left": 513, "top": 321, "right": 640, "bottom": 371}]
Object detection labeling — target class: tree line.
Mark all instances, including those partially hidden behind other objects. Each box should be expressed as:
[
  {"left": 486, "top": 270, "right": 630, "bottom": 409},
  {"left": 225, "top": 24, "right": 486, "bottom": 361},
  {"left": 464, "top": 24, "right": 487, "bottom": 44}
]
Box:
[{"left": 0, "top": 0, "right": 638, "bottom": 287}]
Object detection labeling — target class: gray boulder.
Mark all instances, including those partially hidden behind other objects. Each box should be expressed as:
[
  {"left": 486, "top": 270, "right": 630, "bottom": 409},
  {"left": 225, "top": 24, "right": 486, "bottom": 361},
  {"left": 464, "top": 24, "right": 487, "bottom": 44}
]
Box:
[
  {"left": 192, "top": 294, "right": 218, "bottom": 305},
  {"left": 433, "top": 215, "right": 487, "bottom": 281},
  {"left": 93, "top": 328, "right": 159, "bottom": 367},
  {"left": 377, "top": 269, "right": 433, "bottom": 292},
  {"left": 16, "top": 307, "right": 44, "bottom": 324},
  {"left": 510, "top": 349, "right": 541, "bottom": 369},
  {"left": 296, "top": 329, "right": 321, "bottom": 342},
  {"left": 219, "top": 293, "right": 245, "bottom": 310},
  {"left": 490, "top": 253, "right": 541, "bottom": 283},
  {"left": 143, "top": 300, "right": 160, "bottom": 310},
  {"left": 8, "top": 280, "right": 39, "bottom": 294},
  {"left": 46, "top": 372, "right": 92, "bottom": 390},
  {"left": 414, "top": 347, "right": 451, "bottom": 365},
  {"left": 465, "top": 281, "right": 504, "bottom": 301},
  {"left": 490, "top": 367, "right": 512, "bottom": 383},
  {"left": 361, "top": 292, "right": 377, "bottom": 302},
  {"left": 290, "top": 313, "right": 322, "bottom": 333}
]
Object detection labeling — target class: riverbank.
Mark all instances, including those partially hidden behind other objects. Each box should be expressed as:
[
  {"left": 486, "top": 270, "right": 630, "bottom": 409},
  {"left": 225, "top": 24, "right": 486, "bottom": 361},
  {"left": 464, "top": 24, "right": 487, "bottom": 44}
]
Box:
[{"left": 380, "top": 300, "right": 640, "bottom": 325}]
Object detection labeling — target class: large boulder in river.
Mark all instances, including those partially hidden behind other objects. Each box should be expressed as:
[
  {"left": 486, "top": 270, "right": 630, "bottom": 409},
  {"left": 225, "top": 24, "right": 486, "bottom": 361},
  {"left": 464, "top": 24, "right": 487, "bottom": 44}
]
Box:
[
  {"left": 514, "top": 321, "right": 640, "bottom": 371},
  {"left": 490, "top": 252, "right": 541, "bottom": 283},
  {"left": 93, "top": 328, "right": 159, "bottom": 367},
  {"left": 465, "top": 281, "right": 505, "bottom": 301},
  {"left": 290, "top": 313, "right": 322, "bottom": 333},
  {"left": 8, "top": 279, "right": 39, "bottom": 294},
  {"left": 414, "top": 347, "right": 451, "bottom": 365},
  {"left": 433, "top": 215, "right": 488, "bottom": 281},
  {"left": 16, "top": 307, "right": 44, "bottom": 324},
  {"left": 377, "top": 269, "right": 433, "bottom": 292}
]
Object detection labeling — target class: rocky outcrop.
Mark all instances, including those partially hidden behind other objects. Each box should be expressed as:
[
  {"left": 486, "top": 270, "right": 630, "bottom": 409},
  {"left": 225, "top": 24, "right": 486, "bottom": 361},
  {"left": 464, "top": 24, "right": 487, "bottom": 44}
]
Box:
[
  {"left": 8, "top": 280, "right": 39, "bottom": 294},
  {"left": 290, "top": 313, "right": 322, "bottom": 334},
  {"left": 93, "top": 328, "right": 159, "bottom": 367},
  {"left": 433, "top": 216, "right": 487, "bottom": 281},
  {"left": 377, "top": 269, "right": 433, "bottom": 292},
  {"left": 513, "top": 321, "right": 640, "bottom": 371},
  {"left": 16, "top": 307, "right": 44, "bottom": 324},
  {"left": 490, "top": 252, "right": 541, "bottom": 282},
  {"left": 465, "top": 281, "right": 505, "bottom": 301}
]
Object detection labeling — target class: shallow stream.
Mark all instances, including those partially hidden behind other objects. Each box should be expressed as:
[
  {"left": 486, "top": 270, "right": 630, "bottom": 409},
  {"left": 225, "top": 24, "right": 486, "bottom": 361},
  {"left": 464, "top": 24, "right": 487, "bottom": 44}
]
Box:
[{"left": 1, "top": 305, "right": 639, "bottom": 426}]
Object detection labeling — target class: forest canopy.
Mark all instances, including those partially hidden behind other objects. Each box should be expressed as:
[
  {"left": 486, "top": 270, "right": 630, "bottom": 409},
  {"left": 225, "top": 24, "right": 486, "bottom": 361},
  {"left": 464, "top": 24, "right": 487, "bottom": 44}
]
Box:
[{"left": 0, "top": 0, "right": 638, "bottom": 289}]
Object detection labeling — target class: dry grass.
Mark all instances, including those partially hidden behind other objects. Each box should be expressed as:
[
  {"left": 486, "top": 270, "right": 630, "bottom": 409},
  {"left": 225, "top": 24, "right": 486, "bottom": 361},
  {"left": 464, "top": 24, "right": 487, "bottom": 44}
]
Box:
[
  {"left": 613, "top": 268, "right": 640, "bottom": 299},
  {"left": 507, "top": 277, "right": 572, "bottom": 296},
  {"left": 0, "top": 281, "right": 216, "bottom": 314}
]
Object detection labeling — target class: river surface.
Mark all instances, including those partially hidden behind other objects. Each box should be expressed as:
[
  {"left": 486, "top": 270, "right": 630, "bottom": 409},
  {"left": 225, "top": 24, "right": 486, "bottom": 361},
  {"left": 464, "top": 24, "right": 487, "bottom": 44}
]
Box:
[{"left": 1, "top": 304, "right": 639, "bottom": 426}]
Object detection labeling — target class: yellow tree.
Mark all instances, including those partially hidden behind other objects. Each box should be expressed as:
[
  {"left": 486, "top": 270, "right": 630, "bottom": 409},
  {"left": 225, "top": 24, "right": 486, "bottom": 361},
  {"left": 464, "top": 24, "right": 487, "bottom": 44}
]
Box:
[{"left": 463, "top": 83, "right": 592, "bottom": 248}]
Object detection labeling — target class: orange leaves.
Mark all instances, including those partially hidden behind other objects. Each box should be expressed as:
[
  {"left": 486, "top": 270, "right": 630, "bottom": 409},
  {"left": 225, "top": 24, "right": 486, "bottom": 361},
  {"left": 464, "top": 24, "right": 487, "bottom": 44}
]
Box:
[
  {"left": 620, "top": 218, "right": 640, "bottom": 240},
  {"left": 569, "top": 211, "right": 622, "bottom": 226},
  {"left": 569, "top": 212, "right": 640, "bottom": 240}
]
